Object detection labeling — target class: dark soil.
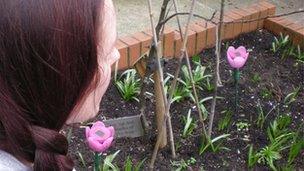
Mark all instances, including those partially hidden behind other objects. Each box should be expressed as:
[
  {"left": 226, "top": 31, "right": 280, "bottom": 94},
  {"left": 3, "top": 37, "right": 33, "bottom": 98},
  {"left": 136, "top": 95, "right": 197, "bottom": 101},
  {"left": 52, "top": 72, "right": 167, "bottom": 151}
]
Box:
[{"left": 66, "top": 29, "right": 304, "bottom": 170}]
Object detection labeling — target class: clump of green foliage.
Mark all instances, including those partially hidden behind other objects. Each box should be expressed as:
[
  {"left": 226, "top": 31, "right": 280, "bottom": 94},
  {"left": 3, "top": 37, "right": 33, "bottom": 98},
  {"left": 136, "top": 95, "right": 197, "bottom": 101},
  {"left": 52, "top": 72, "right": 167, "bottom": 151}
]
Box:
[
  {"left": 260, "top": 87, "right": 273, "bottom": 100},
  {"left": 248, "top": 115, "right": 304, "bottom": 170},
  {"left": 171, "top": 157, "right": 196, "bottom": 171},
  {"left": 199, "top": 134, "right": 230, "bottom": 155},
  {"left": 271, "top": 33, "right": 304, "bottom": 63},
  {"left": 218, "top": 110, "right": 233, "bottom": 131},
  {"left": 181, "top": 109, "right": 197, "bottom": 138},
  {"left": 251, "top": 73, "right": 262, "bottom": 84},
  {"left": 115, "top": 69, "right": 141, "bottom": 102}
]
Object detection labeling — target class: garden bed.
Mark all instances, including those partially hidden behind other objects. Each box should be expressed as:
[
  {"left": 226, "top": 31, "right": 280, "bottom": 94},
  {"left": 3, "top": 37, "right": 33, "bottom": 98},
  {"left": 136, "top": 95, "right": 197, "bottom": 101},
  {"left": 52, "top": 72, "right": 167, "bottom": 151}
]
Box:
[{"left": 66, "top": 29, "right": 304, "bottom": 170}]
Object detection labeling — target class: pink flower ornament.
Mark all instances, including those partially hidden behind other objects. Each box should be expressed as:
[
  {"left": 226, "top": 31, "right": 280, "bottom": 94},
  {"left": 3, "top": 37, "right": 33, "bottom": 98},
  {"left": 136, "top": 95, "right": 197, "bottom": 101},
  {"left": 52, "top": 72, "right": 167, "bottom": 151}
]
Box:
[
  {"left": 227, "top": 46, "right": 249, "bottom": 69},
  {"left": 85, "top": 121, "right": 115, "bottom": 153}
]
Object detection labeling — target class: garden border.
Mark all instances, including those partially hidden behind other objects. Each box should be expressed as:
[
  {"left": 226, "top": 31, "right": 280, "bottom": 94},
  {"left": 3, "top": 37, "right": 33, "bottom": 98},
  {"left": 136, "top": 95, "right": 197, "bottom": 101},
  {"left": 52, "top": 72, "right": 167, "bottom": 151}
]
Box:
[{"left": 114, "top": 1, "right": 304, "bottom": 70}]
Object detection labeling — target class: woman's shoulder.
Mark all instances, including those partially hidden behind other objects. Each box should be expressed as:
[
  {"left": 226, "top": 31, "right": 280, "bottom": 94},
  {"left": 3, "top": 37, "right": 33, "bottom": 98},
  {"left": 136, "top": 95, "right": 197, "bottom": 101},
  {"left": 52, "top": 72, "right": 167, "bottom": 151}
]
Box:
[{"left": 0, "top": 150, "right": 32, "bottom": 171}]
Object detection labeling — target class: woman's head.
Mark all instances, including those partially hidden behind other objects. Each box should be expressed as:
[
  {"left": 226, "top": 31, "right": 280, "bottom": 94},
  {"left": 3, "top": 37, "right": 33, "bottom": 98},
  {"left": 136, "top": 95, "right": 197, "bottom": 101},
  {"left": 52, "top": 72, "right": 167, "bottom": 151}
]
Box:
[{"left": 0, "top": 0, "right": 118, "bottom": 170}]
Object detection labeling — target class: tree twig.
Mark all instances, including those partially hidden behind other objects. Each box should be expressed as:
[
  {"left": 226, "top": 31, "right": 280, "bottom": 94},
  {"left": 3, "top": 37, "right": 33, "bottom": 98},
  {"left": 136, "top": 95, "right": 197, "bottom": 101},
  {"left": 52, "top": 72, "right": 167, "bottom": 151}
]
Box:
[
  {"left": 160, "top": 11, "right": 218, "bottom": 26},
  {"left": 159, "top": 9, "right": 304, "bottom": 26},
  {"left": 208, "top": 0, "right": 225, "bottom": 137}
]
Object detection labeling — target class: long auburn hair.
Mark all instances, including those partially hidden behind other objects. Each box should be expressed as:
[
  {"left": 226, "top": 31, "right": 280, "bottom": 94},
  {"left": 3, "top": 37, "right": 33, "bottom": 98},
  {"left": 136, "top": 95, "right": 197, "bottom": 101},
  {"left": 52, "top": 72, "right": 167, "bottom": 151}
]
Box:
[{"left": 0, "top": 0, "right": 103, "bottom": 170}]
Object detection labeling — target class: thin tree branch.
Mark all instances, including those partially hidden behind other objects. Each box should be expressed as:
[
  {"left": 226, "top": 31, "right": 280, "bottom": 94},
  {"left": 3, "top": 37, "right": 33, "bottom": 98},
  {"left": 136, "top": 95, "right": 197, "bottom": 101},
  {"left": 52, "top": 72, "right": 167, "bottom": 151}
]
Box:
[
  {"left": 176, "top": 0, "right": 209, "bottom": 136},
  {"left": 208, "top": 0, "right": 225, "bottom": 137},
  {"left": 160, "top": 11, "right": 218, "bottom": 26},
  {"left": 160, "top": 9, "right": 304, "bottom": 26}
]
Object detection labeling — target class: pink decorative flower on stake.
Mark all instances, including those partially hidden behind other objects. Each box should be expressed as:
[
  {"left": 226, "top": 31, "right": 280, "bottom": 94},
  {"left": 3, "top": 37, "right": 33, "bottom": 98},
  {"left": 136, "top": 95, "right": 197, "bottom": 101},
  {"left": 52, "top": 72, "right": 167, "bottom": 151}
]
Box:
[
  {"left": 227, "top": 46, "right": 249, "bottom": 69},
  {"left": 85, "top": 121, "right": 115, "bottom": 153}
]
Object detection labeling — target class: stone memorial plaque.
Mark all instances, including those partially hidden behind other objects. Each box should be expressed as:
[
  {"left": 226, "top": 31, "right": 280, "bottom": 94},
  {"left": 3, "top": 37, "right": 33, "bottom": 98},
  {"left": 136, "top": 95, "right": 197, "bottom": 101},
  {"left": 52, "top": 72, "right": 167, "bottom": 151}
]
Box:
[{"left": 103, "top": 115, "right": 144, "bottom": 138}]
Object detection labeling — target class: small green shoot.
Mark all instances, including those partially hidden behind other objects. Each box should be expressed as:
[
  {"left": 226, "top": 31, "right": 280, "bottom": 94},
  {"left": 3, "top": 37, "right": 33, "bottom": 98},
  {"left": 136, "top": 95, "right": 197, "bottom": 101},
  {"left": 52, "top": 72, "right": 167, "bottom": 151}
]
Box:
[
  {"left": 181, "top": 63, "right": 211, "bottom": 91},
  {"left": 199, "top": 96, "right": 224, "bottom": 120},
  {"left": 271, "top": 33, "right": 290, "bottom": 53},
  {"left": 102, "top": 150, "right": 120, "bottom": 171},
  {"left": 251, "top": 73, "right": 261, "bottom": 84},
  {"left": 248, "top": 145, "right": 258, "bottom": 168},
  {"left": 171, "top": 157, "right": 196, "bottom": 171},
  {"left": 199, "top": 134, "right": 230, "bottom": 155},
  {"left": 260, "top": 87, "right": 273, "bottom": 100},
  {"left": 77, "top": 151, "right": 87, "bottom": 168},
  {"left": 236, "top": 122, "right": 250, "bottom": 131},
  {"left": 124, "top": 156, "right": 146, "bottom": 171},
  {"left": 256, "top": 100, "right": 265, "bottom": 129},
  {"left": 292, "top": 45, "right": 304, "bottom": 63},
  {"left": 281, "top": 44, "right": 295, "bottom": 60},
  {"left": 218, "top": 110, "right": 233, "bottom": 131},
  {"left": 167, "top": 73, "right": 193, "bottom": 103},
  {"left": 182, "top": 109, "right": 197, "bottom": 138},
  {"left": 288, "top": 133, "right": 304, "bottom": 165},
  {"left": 284, "top": 87, "right": 300, "bottom": 106},
  {"left": 203, "top": 77, "right": 215, "bottom": 92}
]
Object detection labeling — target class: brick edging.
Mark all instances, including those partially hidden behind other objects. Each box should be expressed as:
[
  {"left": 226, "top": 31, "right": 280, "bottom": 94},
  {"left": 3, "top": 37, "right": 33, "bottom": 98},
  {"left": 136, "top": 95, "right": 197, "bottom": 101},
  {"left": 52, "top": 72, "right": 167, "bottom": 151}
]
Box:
[
  {"left": 113, "top": 1, "right": 303, "bottom": 71},
  {"left": 264, "top": 17, "right": 304, "bottom": 48}
]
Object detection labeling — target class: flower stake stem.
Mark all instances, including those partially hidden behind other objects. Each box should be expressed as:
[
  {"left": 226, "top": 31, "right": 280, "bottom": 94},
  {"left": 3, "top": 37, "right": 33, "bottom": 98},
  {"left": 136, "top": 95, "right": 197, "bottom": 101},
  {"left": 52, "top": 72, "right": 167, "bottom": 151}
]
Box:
[
  {"left": 233, "top": 69, "right": 240, "bottom": 114},
  {"left": 94, "top": 152, "right": 100, "bottom": 171}
]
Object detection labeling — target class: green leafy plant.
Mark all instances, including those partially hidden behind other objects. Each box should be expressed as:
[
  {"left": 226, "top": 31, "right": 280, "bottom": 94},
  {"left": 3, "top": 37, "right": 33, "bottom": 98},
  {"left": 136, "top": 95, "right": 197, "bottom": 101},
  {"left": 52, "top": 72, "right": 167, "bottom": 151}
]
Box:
[
  {"left": 218, "top": 110, "right": 233, "bottom": 131},
  {"left": 288, "top": 131, "right": 304, "bottom": 164},
  {"left": 248, "top": 145, "right": 258, "bottom": 168},
  {"left": 181, "top": 63, "right": 211, "bottom": 91},
  {"left": 287, "top": 133, "right": 304, "bottom": 165},
  {"left": 260, "top": 87, "right": 273, "bottom": 100},
  {"left": 175, "top": 141, "right": 182, "bottom": 152},
  {"left": 77, "top": 151, "right": 87, "bottom": 168},
  {"left": 102, "top": 150, "right": 120, "bottom": 171},
  {"left": 236, "top": 122, "right": 250, "bottom": 131},
  {"left": 251, "top": 73, "right": 261, "bottom": 84},
  {"left": 271, "top": 33, "right": 304, "bottom": 63},
  {"left": 191, "top": 54, "right": 201, "bottom": 64},
  {"left": 281, "top": 44, "right": 295, "bottom": 60},
  {"left": 292, "top": 45, "right": 304, "bottom": 63},
  {"left": 256, "top": 100, "right": 266, "bottom": 129},
  {"left": 284, "top": 87, "right": 300, "bottom": 106},
  {"left": 267, "top": 115, "right": 292, "bottom": 143},
  {"left": 256, "top": 100, "right": 278, "bottom": 129},
  {"left": 248, "top": 116, "right": 296, "bottom": 170},
  {"left": 167, "top": 73, "right": 193, "bottom": 103},
  {"left": 271, "top": 33, "right": 290, "bottom": 53},
  {"left": 124, "top": 156, "right": 146, "bottom": 171},
  {"left": 182, "top": 109, "right": 197, "bottom": 138},
  {"left": 171, "top": 157, "right": 196, "bottom": 171},
  {"left": 173, "top": 85, "right": 192, "bottom": 103},
  {"left": 203, "top": 77, "right": 214, "bottom": 92},
  {"left": 279, "top": 165, "right": 296, "bottom": 171},
  {"left": 199, "top": 134, "right": 230, "bottom": 155},
  {"left": 248, "top": 132, "right": 294, "bottom": 171},
  {"left": 115, "top": 69, "right": 141, "bottom": 102},
  {"left": 198, "top": 96, "right": 224, "bottom": 120},
  {"left": 256, "top": 146, "right": 282, "bottom": 171}
]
